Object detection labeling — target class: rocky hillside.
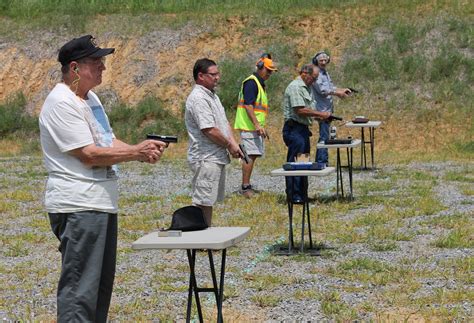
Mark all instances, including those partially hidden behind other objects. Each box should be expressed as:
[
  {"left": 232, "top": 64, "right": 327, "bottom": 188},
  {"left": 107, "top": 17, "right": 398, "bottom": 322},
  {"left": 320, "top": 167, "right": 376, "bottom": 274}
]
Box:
[{"left": 1, "top": 6, "right": 379, "bottom": 114}]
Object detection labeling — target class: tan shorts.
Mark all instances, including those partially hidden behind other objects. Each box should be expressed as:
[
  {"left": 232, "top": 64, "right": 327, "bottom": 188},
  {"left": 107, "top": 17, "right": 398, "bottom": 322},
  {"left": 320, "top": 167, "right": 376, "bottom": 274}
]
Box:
[
  {"left": 240, "top": 131, "right": 264, "bottom": 156},
  {"left": 190, "top": 161, "right": 226, "bottom": 206}
]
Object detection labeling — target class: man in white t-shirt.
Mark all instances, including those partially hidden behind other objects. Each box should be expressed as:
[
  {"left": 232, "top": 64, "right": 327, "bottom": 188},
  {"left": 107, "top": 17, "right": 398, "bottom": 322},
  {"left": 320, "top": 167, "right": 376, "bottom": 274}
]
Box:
[
  {"left": 185, "top": 58, "right": 242, "bottom": 226},
  {"left": 39, "top": 35, "right": 167, "bottom": 323}
]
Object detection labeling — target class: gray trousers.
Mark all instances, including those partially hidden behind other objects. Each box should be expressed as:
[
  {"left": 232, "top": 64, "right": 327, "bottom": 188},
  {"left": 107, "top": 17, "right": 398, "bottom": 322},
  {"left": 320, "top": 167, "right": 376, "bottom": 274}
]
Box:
[{"left": 49, "top": 211, "right": 117, "bottom": 323}]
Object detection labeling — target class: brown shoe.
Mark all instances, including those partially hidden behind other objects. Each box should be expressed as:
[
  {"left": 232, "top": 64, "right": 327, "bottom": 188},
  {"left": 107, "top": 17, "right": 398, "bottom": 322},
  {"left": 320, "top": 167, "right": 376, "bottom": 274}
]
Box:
[{"left": 239, "top": 185, "right": 255, "bottom": 198}]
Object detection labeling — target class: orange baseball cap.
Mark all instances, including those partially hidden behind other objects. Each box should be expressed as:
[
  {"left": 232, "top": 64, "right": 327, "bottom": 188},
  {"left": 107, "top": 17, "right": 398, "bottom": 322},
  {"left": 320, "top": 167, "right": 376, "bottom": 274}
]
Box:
[{"left": 260, "top": 57, "right": 278, "bottom": 71}]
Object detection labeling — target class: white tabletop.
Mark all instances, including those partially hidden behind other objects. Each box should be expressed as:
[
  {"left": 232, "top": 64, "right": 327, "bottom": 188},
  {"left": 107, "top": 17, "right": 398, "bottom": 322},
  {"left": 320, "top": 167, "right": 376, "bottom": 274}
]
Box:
[
  {"left": 345, "top": 121, "right": 382, "bottom": 128},
  {"left": 132, "top": 227, "right": 250, "bottom": 250},
  {"left": 317, "top": 139, "right": 361, "bottom": 149},
  {"left": 270, "top": 166, "right": 335, "bottom": 177}
]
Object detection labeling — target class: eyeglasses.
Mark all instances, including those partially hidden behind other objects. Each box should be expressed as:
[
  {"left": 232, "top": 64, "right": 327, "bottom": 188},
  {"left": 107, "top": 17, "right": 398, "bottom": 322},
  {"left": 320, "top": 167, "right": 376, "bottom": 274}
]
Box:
[{"left": 203, "top": 72, "right": 220, "bottom": 77}]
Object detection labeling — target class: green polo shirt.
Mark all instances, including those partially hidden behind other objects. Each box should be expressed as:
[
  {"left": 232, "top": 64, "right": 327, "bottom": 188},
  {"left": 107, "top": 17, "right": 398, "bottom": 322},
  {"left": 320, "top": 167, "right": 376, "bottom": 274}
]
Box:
[{"left": 282, "top": 76, "right": 315, "bottom": 126}]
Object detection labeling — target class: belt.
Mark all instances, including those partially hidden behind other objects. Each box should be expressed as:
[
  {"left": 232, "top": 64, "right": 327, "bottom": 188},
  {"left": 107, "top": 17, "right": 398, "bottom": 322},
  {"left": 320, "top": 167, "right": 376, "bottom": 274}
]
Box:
[{"left": 285, "top": 119, "right": 307, "bottom": 127}]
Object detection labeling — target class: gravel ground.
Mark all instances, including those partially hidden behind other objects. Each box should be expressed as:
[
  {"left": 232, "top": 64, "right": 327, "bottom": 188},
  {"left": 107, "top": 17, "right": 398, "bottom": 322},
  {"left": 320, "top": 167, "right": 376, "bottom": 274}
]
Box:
[{"left": 0, "top": 157, "right": 473, "bottom": 321}]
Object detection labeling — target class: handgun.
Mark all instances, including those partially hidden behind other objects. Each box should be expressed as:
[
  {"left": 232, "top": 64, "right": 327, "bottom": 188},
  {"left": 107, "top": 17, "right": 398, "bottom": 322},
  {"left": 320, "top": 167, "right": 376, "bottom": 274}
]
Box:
[
  {"left": 146, "top": 134, "right": 178, "bottom": 143},
  {"left": 239, "top": 144, "right": 250, "bottom": 164},
  {"left": 328, "top": 115, "right": 343, "bottom": 122}
]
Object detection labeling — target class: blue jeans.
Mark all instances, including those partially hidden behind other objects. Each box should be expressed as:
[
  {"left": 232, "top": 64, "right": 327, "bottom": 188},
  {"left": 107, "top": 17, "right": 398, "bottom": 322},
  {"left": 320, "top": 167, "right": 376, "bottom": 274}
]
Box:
[
  {"left": 282, "top": 120, "right": 311, "bottom": 201},
  {"left": 316, "top": 120, "right": 330, "bottom": 164}
]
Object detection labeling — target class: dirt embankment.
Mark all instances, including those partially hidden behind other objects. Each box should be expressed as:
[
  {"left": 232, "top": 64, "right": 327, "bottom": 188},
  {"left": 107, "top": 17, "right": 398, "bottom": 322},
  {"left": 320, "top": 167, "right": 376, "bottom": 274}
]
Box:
[{"left": 0, "top": 10, "right": 370, "bottom": 114}]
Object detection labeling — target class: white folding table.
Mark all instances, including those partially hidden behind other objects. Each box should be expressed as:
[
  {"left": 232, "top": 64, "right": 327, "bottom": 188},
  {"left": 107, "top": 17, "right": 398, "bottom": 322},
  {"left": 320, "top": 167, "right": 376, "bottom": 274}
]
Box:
[
  {"left": 345, "top": 121, "right": 382, "bottom": 169},
  {"left": 270, "top": 167, "right": 335, "bottom": 254},
  {"left": 132, "top": 227, "right": 250, "bottom": 322},
  {"left": 316, "top": 139, "right": 361, "bottom": 199}
]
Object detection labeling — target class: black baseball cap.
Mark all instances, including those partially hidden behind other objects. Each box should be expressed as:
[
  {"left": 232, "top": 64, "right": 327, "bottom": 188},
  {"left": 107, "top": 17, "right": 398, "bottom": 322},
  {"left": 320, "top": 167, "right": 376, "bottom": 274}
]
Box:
[{"left": 58, "top": 35, "right": 115, "bottom": 66}]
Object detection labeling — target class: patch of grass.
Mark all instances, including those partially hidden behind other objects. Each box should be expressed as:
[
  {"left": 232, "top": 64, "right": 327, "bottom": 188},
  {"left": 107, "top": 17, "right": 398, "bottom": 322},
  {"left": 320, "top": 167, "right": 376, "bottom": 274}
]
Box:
[
  {"left": 444, "top": 169, "right": 474, "bottom": 183},
  {"left": 0, "top": 0, "right": 377, "bottom": 20},
  {"left": 3, "top": 190, "right": 34, "bottom": 202},
  {"left": 453, "top": 141, "right": 474, "bottom": 158},
  {"left": 0, "top": 200, "right": 17, "bottom": 213},
  {"left": 293, "top": 289, "right": 320, "bottom": 300},
  {"left": 320, "top": 291, "right": 357, "bottom": 319},
  {"left": 459, "top": 184, "right": 474, "bottom": 196},
  {"left": 433, "top": 227, "right": 474, "bottom": 249},
  {"left": 251, "top": 293, "right": 281, "bottom": 307},
  {"left": 327, "top": 257, "right": 411, "bottom": 286},
  {"left": 368, "top": 240, "right": 399, "bottom": 252},
  {"left": 415, "top": 287, "right": 474, "bottom": 315},
  {"left": 244, "top": 273, "right": 287, "bottom": 291},
  {"left": 421, "top": 213, "right": 471, "bottom": 229},
  {"left": 4, "top": 240, "right": 29, "bottom": 257},
  {"left": 438, "top": 256, "right": 474, "bottom": 285}
]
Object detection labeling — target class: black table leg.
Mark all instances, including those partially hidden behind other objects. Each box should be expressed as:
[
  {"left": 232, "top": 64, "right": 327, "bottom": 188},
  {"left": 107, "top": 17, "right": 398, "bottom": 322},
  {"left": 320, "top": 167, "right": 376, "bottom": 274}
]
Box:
[
  {"left": 301, "top": 199, "right": 306, "bottom": 252},
  {"left": 217, "top": 249, "right": 226, "bottom": 323},
  {"left": 360, "top": 128, "right": 366, "bottom": 169},
  {"left": 307, "top": 201, "right": 313, "bottom": 249},
  {"left": 186, "top": 249, "right": 203, "bottom": 322},
  {"left": 336, "top": 148, "right": 344, "bottom": 198},
  {"left": 287, "top": 200, "right": 294, "bottom": 253},
  {"left": 281, "top": 176, "right": 313, "bottom": 254},
  {"left": 370, "top": 127, "right": 376, "bottom": 169},
  {"left": 349, "top": 147, "right": 354, "bottom": 199},
  {"left": 186, "top": 249, "right": 227, "bottom": 323},
  {"left": 208, "top": 251, "right": 219, "bottom": 303}
]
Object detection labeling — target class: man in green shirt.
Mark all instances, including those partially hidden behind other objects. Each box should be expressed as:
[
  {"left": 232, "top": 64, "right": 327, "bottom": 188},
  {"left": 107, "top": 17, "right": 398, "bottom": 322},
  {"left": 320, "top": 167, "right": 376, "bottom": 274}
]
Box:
[{"left": 282, "top": 64, "right": 331, "bottom": 203}]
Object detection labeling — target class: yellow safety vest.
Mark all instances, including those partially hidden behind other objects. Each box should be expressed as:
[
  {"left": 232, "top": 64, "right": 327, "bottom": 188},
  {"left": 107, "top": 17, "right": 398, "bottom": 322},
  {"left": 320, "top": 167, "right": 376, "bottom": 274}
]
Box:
[{"left": 234, "top": 75, "right": 269, "bottom": 131}]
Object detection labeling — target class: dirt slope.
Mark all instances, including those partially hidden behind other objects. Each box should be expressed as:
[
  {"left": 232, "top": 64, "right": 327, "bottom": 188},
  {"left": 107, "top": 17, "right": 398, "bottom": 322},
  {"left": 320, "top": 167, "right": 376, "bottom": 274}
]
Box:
[{"left": 0, "top": 8, "right": 373, "bottom": 114}]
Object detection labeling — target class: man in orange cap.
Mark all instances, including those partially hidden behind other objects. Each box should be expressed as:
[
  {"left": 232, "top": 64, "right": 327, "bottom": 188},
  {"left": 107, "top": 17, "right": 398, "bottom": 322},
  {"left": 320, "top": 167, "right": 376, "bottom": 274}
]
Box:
[{"left": 234, "top": 53, "right": 277, "bottom": 198}]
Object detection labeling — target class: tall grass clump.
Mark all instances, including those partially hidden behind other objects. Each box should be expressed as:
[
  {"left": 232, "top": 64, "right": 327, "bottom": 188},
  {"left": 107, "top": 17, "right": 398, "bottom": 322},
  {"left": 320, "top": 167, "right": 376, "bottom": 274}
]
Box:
[
  {"left": 0, "top": 93, "right": 38, "bottom": 137},
  {"left": 108, "top": 96, "right": 185, "bottom": 144}
]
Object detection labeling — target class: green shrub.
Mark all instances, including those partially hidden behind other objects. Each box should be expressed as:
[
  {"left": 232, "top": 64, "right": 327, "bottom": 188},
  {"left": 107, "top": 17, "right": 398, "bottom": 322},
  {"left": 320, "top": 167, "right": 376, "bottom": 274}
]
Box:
[
  {"left": 342, "top": 56, "right": 375, "bottom": 85},
  {"left": 108, "top": 96, "right": 185, "bottom": 143},
  {"left": 217, "top": 57, "right": 252, "bottom": 115},
  {"left": 401, "top": 54, "right": 427, "bottom": 81},
  {"left": 430, "top": 46, "right": 464, "bottom": 82},
  {"left": 0, "top": 93, "right": 38, "bottom": 137},
  {"left": 374, "top": 42, "right": 399, "bottom": 80},
  {"left": 393, "top": 22, "right": 416, "bottom": 53}
]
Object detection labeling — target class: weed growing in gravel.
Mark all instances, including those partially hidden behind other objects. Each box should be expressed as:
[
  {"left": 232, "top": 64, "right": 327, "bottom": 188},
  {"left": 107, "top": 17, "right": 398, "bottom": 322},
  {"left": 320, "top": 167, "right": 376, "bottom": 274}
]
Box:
[
  {"left": 293, "top": 289, "right": 320, "bottom": 300},
  {"left": 433, "top": 227, "right": 474, "bottom": 249},
  {"left": 244, "top": 273, "right": 287, "bottom": 291},
  {"left": 320, "top": 291, "right": 357, "bottom": 318},
  {"left": 444, "top": 169, "right": 474, "bottom": 183},
  {"left": 4, "top": 240, "right": 29, "bottom": 257},
  {"left": 251, "top": 293, "right": 281, "bottom": 308}
]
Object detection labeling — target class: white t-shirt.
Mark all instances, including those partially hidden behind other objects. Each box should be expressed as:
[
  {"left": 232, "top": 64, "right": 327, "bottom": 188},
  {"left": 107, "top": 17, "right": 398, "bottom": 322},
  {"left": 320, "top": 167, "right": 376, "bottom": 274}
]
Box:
[{"left": 39, "top": 83, "right": 118, "bottom": 213}]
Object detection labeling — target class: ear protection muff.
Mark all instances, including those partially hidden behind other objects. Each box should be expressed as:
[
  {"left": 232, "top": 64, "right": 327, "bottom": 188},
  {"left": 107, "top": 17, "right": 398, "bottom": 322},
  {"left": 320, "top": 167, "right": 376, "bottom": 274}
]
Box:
[
  {"left": 256, "top": 53, "right": 272, "bottom": 69},
  {"left": 312, "top": 51, "right": 330, "bottom": 65}
]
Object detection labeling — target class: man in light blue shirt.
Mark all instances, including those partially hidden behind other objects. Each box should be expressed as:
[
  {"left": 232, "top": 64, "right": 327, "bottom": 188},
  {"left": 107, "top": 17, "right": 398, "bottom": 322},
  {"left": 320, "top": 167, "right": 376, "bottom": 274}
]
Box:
[{"left": 311, "top": 51, "right": 352, "bottom": 165}]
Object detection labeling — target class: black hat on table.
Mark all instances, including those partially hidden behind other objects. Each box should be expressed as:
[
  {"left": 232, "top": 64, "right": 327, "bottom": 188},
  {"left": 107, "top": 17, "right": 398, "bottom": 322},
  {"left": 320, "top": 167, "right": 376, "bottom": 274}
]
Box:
[{"left": 58, "top": 35, "right": 115, "bottom": 66}]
